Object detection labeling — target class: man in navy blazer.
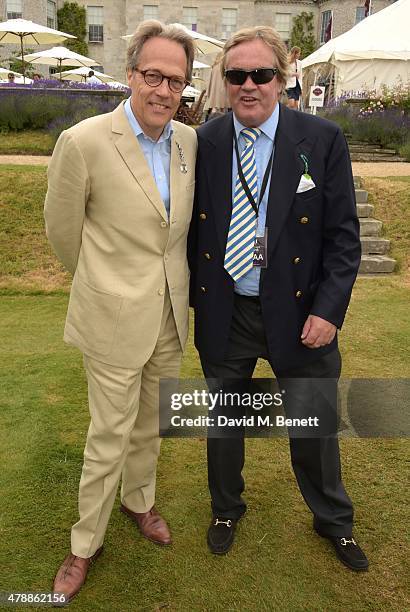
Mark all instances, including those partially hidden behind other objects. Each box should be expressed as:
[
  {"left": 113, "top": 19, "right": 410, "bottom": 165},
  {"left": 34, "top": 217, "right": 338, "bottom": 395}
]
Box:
[{"left": 188, "top": 26, "right": 368, "bottom": 571}]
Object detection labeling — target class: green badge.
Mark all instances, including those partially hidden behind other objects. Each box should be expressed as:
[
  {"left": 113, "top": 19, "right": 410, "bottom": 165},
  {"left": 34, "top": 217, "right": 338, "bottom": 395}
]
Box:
[{"left": 300, "top": 154, "right": 311, "bottom": 180}]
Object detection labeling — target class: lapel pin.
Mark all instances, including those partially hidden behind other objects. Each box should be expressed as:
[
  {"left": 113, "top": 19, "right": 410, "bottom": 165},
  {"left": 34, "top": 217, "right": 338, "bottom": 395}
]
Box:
[
  {"left": 175, "top": 140, "right": 188, "bottom": 174},
  {"left": 300, "top": 153, "right": 311, "bottom": 180}
]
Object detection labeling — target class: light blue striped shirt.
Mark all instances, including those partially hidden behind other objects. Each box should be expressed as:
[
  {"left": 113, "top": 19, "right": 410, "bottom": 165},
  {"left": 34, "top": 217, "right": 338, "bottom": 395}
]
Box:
[
  {"left": 232, "top": 104, "right": 280, "bottom": 296},
  {"left": 124, "top": 97, "right": 172, "bottom": 216}
]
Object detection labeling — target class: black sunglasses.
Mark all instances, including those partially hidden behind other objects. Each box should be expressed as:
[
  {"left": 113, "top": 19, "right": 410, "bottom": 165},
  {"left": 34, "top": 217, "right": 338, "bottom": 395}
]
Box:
[{"left": 224, "top": 68, "right": 278, "bottom": 86}]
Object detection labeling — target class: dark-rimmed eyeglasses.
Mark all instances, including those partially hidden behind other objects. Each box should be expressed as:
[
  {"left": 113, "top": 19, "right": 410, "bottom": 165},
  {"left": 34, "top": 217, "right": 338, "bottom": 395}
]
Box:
[
  {"left": 224, "top": 68, "right": 278, "bottom": 86},
  {"left": 135, "top": 69, "right": 189, "bottom": 93}
]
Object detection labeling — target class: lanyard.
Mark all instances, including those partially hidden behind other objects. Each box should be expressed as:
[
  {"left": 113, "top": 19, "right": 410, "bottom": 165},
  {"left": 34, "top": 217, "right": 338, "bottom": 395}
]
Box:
[{"left": 233, "top": 129, "right": 275, "bottom": 217}]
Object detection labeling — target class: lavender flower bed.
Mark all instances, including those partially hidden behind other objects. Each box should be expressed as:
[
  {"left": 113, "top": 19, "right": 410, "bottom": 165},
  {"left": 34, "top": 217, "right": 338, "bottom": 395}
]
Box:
[
  {"left": 319, "top": 87, "right": 410, "bottom": 154},
  {"left": 0, "top": 81, "right": 130, "bottom": 141}
]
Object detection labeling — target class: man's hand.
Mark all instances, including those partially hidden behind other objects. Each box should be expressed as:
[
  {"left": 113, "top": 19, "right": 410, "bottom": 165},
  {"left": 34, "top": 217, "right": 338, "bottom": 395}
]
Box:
[{"left": 301, "top": 315, "right": 337, "bottom": 349}]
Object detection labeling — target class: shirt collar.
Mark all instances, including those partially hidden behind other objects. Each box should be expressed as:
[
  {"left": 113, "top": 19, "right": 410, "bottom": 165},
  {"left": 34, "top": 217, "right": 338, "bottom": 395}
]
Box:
[
  {"left": 233, "top": 102, "right": 280, "bottom": 143},
  {"left": 124, "top": 97, "right": 173, "bottom": 143}
]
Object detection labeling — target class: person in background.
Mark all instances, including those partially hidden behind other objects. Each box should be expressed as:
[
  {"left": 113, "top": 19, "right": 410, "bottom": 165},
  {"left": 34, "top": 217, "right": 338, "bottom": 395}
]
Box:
[
  {"left": 286, "top": 46, "right": 302, "bottom": 109},
  {"left": 7, "top": 72, "right": 15, "bottom": 83},
  {"left": 206, "top": 52, "right": 230, "bottom": 120}
]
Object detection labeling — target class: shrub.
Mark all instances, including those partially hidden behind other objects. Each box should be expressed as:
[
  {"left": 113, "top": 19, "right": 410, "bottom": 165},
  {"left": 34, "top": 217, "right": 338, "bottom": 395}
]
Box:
[
  {"left": 47, "top": 97, "right": 116, "bottom": 144},
  {"left": 399, "top": 139, "right": 410, "bottom": 162},
  {"left": 0, "top": 83, "right": 128, "bottom": 138},
  {"left": 354, "top": 107, "right": 409, "bottom": 149},
  {"left": 320, "top": 104, "right": 356, "bottom": 135},
  {"left": 320, "top": 84, "right": 409, "bottom": 151}
]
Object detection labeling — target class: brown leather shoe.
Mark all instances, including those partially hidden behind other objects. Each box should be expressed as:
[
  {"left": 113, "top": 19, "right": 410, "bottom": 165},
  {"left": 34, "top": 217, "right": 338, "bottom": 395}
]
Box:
[
  {"left": 52, "top": 547, "right": 103, "bottom": 604},
  {"left": 120, "top": 504, "right": 172, "bottom": 545}
]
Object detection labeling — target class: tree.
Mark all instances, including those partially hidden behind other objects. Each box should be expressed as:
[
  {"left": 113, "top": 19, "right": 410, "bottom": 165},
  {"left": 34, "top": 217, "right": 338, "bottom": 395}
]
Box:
[
  {"left": 57, "top": 2, "right": 89, "bottom": 57},
  {"left": 289, "top": 12, "right": 316, "bottom": 58},
  {"left": 8, "top": 49, "right": 36, "bottom": 77}
]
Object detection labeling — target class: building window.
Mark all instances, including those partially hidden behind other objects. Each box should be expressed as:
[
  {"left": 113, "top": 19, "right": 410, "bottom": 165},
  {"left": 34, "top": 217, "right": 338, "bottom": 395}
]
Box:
[
  {"left": 7, "top": 0, "right": 22, "bottom": 19},
  {"left": 47, "top": 1, "right": 56, "bottom": 29},
  {"left": 182, "top": 6, "right": 198, "bottom": 32},
  {"left": 143, "top": 5, "right": 159, "bottom": 21},
  {"left": 221, "top": 8, "right": 237, "bottom": 40},
  {"left": 320, "top": 10, "right": 332, "bottom": 44},
  {"left": 88, "top": 6, "right": 104, "bottom": 43},
  {"left": 355, "top": 7, "right": 366, "bottom": 23},
  {"left": 275, "top": 13, "right": 291, "bottom": 39}
]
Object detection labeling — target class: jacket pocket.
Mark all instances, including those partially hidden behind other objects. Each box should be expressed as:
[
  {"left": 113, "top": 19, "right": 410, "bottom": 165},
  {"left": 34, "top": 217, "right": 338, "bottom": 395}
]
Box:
[{"left": 66, "top": 275, "right": 123, "bottom": 356}]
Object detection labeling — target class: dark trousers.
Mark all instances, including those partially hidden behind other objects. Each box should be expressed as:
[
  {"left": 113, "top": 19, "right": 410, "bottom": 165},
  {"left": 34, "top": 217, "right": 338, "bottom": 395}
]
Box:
[{"left": 200, "top": 294, "right": 354, "bottom": 537}]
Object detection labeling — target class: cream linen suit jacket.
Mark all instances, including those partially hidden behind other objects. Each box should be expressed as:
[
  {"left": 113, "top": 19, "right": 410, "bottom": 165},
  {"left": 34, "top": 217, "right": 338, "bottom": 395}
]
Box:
[{"left": 45, "top": 102, "right": 197, "bottom": 368}]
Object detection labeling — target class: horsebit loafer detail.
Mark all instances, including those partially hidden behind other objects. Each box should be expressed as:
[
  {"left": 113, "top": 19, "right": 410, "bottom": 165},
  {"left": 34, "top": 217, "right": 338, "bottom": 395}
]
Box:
[
  {"left": 318, "top": 533, "right": 369, "bottom": 571},
  {"left": 207, "top": 517, "right": 238, "bottom": 555}
]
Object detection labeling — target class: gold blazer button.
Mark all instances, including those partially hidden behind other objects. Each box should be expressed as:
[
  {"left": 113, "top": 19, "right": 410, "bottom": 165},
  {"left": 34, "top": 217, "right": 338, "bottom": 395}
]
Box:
[
  {"left": 204, "top": 253, "right": 211, "bottom": 260},
  {"left": 293, "top": 257, "right": 301, "bottom": 264},
  {"left": 201, "top": 286, "right": 206, "bottom": 292},
  {"left": 161, "top": 221, "right": 168, "bottom": 228},
  {"left": 200, "top": 213, "right": 207, "bottom": 220},
  {"left": 295, "top": 290, "right": 302, "bottom": 298},
  {"left": 300, "top": 216, "right": 309, "bottom": 224}
]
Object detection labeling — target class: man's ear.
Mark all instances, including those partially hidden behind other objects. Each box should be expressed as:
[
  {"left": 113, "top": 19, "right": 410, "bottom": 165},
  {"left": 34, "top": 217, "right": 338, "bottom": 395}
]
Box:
[{"left": 126, "top": 69, "right": 133, "bottom": 87}]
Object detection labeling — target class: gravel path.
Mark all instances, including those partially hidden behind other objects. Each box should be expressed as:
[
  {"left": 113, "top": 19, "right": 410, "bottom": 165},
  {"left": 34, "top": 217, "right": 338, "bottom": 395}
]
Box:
[
  {"left": 351, "top": 162, "right": 410, "bottom": 176},
  {"left": 0, "top": 155, "right": 409, "bottom": 176},
  {"left": 0, "top": 155, "right": 51, "bottom": 166}
]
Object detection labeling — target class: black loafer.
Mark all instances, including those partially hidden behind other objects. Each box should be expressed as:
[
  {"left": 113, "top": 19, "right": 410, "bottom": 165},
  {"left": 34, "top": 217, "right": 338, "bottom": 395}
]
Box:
[
  {"left": 317, "top": 532, "right": 369, "bottom": 571},
  {"left": 207, "top": 516, "right": 237, "bottom": 555}
]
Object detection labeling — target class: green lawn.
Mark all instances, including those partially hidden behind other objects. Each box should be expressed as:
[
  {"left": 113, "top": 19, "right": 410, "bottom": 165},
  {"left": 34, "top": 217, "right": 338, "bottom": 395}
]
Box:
[
  {"left": 0, "top": 130, "right": 54, "bottom": 155},
  {"left": 0, "top": 167, "right": 409, "bottom": 611}
]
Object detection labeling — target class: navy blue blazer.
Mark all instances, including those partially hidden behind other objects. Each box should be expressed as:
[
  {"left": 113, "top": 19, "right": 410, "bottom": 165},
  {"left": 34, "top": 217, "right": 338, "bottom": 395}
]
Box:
[{"left": 188, "top": 104, "right": 361, "bottom": 371}]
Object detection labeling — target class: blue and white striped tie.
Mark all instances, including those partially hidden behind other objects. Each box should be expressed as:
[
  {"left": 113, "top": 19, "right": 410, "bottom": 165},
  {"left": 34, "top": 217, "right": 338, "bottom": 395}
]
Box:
[{"left": 224, "top": 127, "right": 261, "bottom": 281}]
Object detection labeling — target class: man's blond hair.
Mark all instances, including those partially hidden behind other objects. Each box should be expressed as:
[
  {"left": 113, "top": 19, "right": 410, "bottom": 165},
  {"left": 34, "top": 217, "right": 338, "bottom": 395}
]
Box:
[
  {"left": 221, "top": 26, "right": 289, "bottom": 89},
  {"left": 126, "top": 20, "right": 195, "bottom": 81}
]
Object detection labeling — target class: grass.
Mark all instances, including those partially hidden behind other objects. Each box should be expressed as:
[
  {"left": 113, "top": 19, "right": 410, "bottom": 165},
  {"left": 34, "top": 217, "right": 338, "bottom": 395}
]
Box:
[
  {"left": 0, "top": 130, "right": 54, "bottom": 155},
  {"left": 0, "top": 165, "right": 70, "bottom": 292},
  {"left": 0, "top": 167, "right": 409, "bottom": 611}
]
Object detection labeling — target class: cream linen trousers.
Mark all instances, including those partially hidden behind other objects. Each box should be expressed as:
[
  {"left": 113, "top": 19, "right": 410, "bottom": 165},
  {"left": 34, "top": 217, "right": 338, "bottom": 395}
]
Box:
[{"left": 71, "top": 287, "right": 181, "bottom": 558}]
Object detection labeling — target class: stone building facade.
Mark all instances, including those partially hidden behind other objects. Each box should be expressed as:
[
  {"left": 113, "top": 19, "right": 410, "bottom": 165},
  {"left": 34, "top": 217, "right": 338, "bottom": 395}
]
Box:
[{"left": 0, "top": 0, "right": 394, "bottom": 82}]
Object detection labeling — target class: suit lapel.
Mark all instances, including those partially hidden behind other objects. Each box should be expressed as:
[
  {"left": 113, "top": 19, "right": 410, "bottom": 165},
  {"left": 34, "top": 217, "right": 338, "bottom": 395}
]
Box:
[
  {"left": 112, "top": 102, "right": 168, "bottom": 222},
  {"left": 265, "top": 105, "right": 312, "bottom": 262},
  {"left": 203, "top": 114, "right": 234, "bottom": 256},
  {"left": 169, "top": 123, "right": 185, "bottom": 222}
]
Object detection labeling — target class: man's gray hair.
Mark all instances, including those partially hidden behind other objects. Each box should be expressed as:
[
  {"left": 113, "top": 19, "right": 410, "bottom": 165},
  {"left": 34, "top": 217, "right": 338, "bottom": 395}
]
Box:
[{"left": 126, "top": 20, "right": 195, "bottom": 81}]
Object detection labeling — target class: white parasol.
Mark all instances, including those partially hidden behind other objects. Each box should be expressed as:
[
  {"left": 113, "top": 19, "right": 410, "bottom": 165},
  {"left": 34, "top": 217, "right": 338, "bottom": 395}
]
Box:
[
  {"left": 18, "top": 46, "right": 96, "bottom": 80},
  {"left": 0, "top": 18, "right": 76, "bottom": 81}
]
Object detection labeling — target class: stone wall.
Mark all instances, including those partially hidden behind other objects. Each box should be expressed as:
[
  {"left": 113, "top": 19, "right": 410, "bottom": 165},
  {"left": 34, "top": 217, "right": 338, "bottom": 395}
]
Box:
[{"left": 0, "top": 0, "right": 395, "bottom": 82}]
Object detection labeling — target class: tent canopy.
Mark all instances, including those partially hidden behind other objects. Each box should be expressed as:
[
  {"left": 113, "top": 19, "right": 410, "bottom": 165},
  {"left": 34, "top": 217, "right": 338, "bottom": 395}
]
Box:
[
  {"left": 302, "top": 0, "right": 410, "bottom": 95},
  {"left": 303, "top": 0, "right": 410, "bottom": 67}
]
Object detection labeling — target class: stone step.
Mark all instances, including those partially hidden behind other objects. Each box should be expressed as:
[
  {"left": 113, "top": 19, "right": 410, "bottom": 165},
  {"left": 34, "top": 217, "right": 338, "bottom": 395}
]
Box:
[
  {"left": 353, "top": 176, "right": 363, "bottom": 189},
  {"left": 350, "top": 153, "right": 407, "bottom": 162},
  {"left": 360, "top": 218, "right": 382, "bottom": 236},
  {"left": 348, "top": 139, "right": 374, "bottom": 145},
  {"left": 357, "top": 203, "right": 374, "bottom": 217},
  {"left": 360, "top": 236, "right": 391, "bottom": 254},
  {"left": 349, "top": 145, "right": 396, "bottom": 155},
  {"left": 355, "top": 189, "right": 368, "bottom": 203},
  {"left": 359, "top": 255, "right": 396, "bottom": 274}
]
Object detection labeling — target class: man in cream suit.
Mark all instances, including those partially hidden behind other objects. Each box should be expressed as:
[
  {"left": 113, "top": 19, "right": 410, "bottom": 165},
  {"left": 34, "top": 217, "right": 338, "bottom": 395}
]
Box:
[{"left": 45, "top": 21, "right": 197, "bottom": 602}]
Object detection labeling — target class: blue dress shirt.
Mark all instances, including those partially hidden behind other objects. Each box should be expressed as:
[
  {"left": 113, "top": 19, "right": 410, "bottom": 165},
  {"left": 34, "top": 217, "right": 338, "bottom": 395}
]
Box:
[
  {"left": 124, "top": 97, "right": 172, "bottom": 217},
  {"left": 232, "top": 104, "right": 280, "bottom": 296}
]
